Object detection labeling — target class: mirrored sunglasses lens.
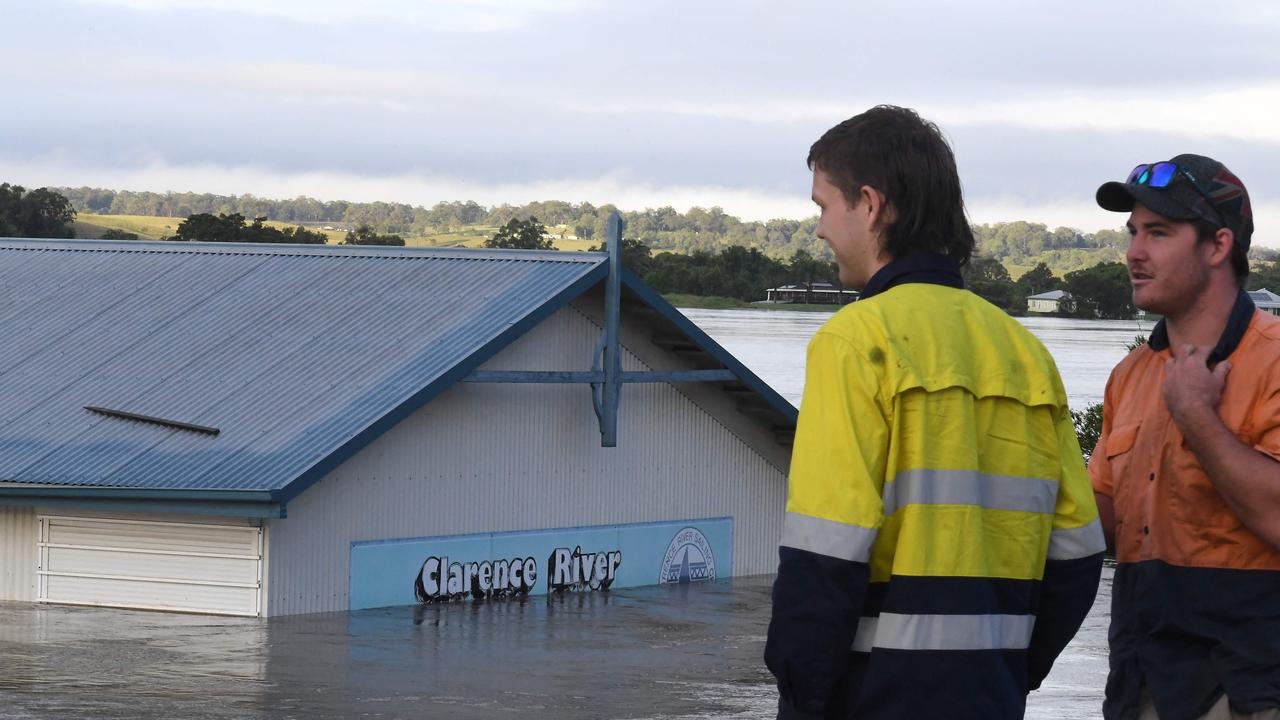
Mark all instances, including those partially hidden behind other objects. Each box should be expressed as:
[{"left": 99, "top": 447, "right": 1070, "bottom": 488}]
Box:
[
  {"left": 1126, "top": 164, "right": 1148, "bottom": 184},
  {"left": 1149, "top": 162, "right": 1178, "bottom": 187}
]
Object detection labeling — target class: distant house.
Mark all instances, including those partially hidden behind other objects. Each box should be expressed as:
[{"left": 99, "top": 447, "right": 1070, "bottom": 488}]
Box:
[
  {"left": 1249, "top": 288, "right": 1280, "bottom": 316},
  {"left": 763, "top": 282, "right": 859, "bottom": 305},
  {"left": 1027, "top": 289, "right": 1069, "bottom": 314}
]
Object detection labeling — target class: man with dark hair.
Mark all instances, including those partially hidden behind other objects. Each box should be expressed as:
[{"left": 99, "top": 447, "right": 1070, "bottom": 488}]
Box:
[
  {"left": 764, "top": 105, "right": 1104, "bottom": 719},
  {"left": 1090, "top": 155, "right": 1280, "bottom": 720}
]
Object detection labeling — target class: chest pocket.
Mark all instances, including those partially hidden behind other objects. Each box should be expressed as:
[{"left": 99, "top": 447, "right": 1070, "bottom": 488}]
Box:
[
  {"left": 1105, "top": 422, "right": 1141, "bottom": 511},
  {"left": 1105, "top": 422, "right": 1140, "bottom": 460}
]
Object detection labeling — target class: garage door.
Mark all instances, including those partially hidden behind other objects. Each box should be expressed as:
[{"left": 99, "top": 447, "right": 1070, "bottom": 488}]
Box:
[{"left": 37, "top": 516, "right": 263, "bottom": 616}]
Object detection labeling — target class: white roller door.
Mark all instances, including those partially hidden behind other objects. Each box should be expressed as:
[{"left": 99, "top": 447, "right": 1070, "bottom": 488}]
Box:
[{"left": 37, "top": 515, "right": 263, "bottom": 616}]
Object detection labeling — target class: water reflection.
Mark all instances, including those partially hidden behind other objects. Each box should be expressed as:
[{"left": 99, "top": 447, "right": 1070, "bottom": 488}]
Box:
[{"left": 681, "top": 307, "right": 1150, "bottom": 410}]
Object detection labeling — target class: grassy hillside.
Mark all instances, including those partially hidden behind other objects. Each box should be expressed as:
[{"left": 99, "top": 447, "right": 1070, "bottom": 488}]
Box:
[
  {"left": 71, "top": 213, "right": 1132, "bottom": 280},
  {"left": 72, "top": 215, "right": 596, "bottom": 251}
]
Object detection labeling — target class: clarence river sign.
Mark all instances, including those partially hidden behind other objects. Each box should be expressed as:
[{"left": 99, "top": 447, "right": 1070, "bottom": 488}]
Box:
[{"left": 348, "top": 517, "right": 733, "bottom": 610}]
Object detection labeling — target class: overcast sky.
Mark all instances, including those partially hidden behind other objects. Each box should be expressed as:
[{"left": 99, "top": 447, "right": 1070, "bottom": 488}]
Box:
[{"left": 4, "top": 0, "right": 1279, "bottom": 240}]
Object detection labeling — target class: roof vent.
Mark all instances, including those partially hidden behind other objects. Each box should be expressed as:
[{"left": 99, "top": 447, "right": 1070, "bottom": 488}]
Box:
[{"left": 84, "top": 406, "right": 220, "bottom": 436}]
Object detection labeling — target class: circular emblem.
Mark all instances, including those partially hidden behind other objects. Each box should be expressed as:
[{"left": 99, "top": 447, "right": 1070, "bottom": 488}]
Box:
[{"left": 659, "top": 527, "right": 715, "bottom": 584}]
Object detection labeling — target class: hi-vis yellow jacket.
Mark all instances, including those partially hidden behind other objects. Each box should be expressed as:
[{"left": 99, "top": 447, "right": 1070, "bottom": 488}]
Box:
[{"left": 765, "top": 278, "right": 1104, "bottom": 720}]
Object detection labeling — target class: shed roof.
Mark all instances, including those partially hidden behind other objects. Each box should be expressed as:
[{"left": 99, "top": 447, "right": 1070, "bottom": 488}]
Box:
[
  {"left": 0, "top": 239, "right": 794, "bottom": 516},
  {"left": 1026, "top": 289, "right": 1069, "bottom": 301},
  {"left": 1248, "top": 288, "right": 1280, "bottom": 305}
]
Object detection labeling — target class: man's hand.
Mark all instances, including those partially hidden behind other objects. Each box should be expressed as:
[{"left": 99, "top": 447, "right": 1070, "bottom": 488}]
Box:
[
  {"left": 1162, "top": 344, "right": 1280, "bottom": 550},
  {"left": 1164, "top": 344, "right": 1231, "bottom": 431}
]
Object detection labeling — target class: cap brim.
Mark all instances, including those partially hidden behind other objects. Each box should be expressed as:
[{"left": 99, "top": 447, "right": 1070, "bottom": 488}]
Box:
[
  {"left": 1096, "top": 181, "right": 1136, "bottom": 212},
  {"left": 1095, "top": 180, "right": 1200, "bottom": 221}
]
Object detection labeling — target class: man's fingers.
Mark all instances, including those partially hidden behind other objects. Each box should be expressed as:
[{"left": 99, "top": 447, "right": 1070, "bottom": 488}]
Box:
[{"left": 1212, "top": 361, "right": 1232, "bottom": 382}]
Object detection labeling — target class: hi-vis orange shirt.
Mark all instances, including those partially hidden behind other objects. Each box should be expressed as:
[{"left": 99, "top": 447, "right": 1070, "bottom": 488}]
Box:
[{"left": 1092, "top": 307, "right": 1280, "bottom": 570}]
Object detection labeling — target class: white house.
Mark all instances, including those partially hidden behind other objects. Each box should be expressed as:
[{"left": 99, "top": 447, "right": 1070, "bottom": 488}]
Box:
[
  {"left": 1249, "top": 288, "right": 1280, "bottom": 316},
  {"left": 1026, "top": 289, "right": 1069, "bottom": 314}
]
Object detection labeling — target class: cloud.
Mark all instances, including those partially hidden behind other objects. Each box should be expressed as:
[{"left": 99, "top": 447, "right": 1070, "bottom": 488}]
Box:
[
  {"left": 72, "top": 0, "right": 591, "bottom": 31},
  {"left": 563, "top": 82, "right": 1280, "bottom": 149}
]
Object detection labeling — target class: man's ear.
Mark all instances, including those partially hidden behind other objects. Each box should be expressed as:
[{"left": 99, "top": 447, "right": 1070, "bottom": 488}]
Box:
[
  {"left": 1204, "top": 226, "right": 1235, "bottom": 270},
  {"left": 858, "top": 185, "right": 894, "bottom": 231}
]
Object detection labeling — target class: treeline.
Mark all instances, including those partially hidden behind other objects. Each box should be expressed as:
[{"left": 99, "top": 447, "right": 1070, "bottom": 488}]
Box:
[
  {"left": 965, "top": 258, "right": 1135, "bottom": 318},
  {"left": 166, "top": 213, "right": 404, "bottom": 246},
  {"left": 644, "top": 248, "right": 836, "bottom": 301},
  {"left": 58, "top": 186, "right": 1135, "bottom": 268},
  {"left": 1, "top": 183, "right": 77, "bottom": 238}
]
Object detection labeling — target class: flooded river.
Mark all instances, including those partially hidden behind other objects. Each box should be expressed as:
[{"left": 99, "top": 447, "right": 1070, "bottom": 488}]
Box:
[
  {"left": 681, "top": 307, "right": 1150, "bottom": 410},
  {"left": 0, "top": 307, "right": 1126, "bottom": 719}
]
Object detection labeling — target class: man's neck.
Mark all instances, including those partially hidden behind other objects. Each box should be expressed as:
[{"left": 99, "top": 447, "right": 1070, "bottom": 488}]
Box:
[{"left": 1164, "top": 280, "right": 1240, "bottom": 350}]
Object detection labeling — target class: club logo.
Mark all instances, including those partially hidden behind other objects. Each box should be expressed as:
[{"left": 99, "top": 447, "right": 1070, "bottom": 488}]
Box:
[{"left": 659, "top": 527, "right": 715, "bottom": 584}]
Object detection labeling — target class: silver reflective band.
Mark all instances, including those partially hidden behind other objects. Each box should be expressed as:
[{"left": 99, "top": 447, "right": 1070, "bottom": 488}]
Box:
[
  {"left": 1047, "top": 518, "right": 1106, "bottom": 560},
  {"left": 780, "top": 511, "right": 878, "bottom": 563},
  {"left": 882, "top": 469, "right": 1058, "bottom": 515},
  {"left": 852, "top": 613, "right": 1035, "bottom": 652}
]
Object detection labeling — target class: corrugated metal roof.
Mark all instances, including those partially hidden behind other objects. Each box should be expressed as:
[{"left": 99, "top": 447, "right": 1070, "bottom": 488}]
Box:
[
  {"left": 1026, "top": 290, "right": 1068, "bottom": 301},
  {"left": 0, "top": 239, "right": 607, "bottom": 495},
  {"left": 1248, "top": 288, "right": 1280, "bottom": 305}
]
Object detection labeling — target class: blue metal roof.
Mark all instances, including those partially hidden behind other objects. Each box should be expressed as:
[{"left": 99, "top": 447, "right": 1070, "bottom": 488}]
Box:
[{"left": 0, "top": 238, "right": 794, "bottom": 513}]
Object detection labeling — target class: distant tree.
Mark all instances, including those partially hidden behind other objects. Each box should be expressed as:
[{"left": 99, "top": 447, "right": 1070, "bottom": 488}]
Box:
[
  {"left": 276, "top": 224, "right": 328, "bottom": 244},
  {"left": 1062, "top": 261, "right": 1134, "bottom": 319},
  {"left": 788, "top": 249, "right": 832, "bottom": 304},
  {"left": 168, "top": 213, "right": 325, "bottom": 244},
  {"left": 170, "top": 213, "right": 245, "bottom": 242},
  {"left": 588, "top": 236, "right": 652, "bottom": 274},
  {"left": 485, "top": 217, "right": 553, "bottom": 250},
  {"left": 0, "top": 183, "right": 76, "bottom": 238},
  {"left": 1072, "top": 403, "right": 1103, "bottom": 462},
  {"left": 1016, "top": 262, "right": 1062, "bottom": 296},
  {"left": 1247, "top": 261, "right": 1280, "bottom": 292},
  {"left": 343, "top": 224, "right": 404, "bottom": 246},
  {"left": 99, "top": 228, "right": 139, "bottom": 240},
  {"left": 963, "top": 256, "right": 1025, "bottom": 313}
]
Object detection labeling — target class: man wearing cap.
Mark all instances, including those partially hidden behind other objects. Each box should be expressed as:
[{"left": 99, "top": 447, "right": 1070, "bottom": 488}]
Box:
[{"left": 1092, "top": 154, "right": 1280, "bottom": 720}]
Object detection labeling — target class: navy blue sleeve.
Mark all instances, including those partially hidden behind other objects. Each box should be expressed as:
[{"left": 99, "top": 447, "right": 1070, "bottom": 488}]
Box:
[
  {"left": 765, "top": 546, "right": 870, "bottom": 719},
  {"left": 1026, "top": 553, "right": 1104, "bottom": 690}
]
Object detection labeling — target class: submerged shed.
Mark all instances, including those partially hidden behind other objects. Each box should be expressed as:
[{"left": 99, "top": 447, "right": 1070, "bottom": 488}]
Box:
[{"left": 0, "top": 234, "right": 794, "bottom": 616}]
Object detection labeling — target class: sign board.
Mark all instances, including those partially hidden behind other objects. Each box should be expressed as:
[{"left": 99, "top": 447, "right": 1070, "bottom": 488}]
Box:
[{"left": 349, "top": 517, "right": 733, "bottom": 610}]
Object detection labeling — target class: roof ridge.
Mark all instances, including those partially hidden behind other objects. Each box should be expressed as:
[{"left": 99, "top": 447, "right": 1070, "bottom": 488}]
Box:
[{"left": 0, "top": 238, "right": 606, "bottom": 263}]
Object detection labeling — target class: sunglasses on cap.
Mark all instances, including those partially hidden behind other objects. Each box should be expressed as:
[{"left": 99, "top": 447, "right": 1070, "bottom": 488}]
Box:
[{"left": 1126, "top": 162, "right": 1226, "bottom": 227}]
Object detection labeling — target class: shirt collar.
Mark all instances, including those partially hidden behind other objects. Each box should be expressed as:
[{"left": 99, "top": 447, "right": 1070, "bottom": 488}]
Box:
[
  {"left": 860, "top": 252, "right": 965, "bottom": 301},
  {"left": 1148, "top": 289, "right": 1256, "bottom": 364}
]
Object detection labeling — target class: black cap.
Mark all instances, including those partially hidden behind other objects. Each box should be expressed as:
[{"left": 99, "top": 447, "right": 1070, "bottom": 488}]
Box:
[{"left": 1096, "top": 153, "right": 1254, "bottom": 251}]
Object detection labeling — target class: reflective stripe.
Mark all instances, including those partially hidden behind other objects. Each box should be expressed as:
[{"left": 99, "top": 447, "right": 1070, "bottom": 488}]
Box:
[
  {"left": 852, "top": 612, "right": 1035, "bottom": 652},
  {"left": 1047, "top": 518, "right": 1106, "bottom": 560},
  {"left": 882, "top": 469, "right": 1058, "bottom": 515},
  {"left": 780, "top": 511, "right": 877, "bottom": 563}
]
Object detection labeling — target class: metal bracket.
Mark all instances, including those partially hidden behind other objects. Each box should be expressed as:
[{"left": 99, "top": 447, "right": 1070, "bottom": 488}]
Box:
[{"left": 462, "top": 212, "right": 736, "bottom": 447}]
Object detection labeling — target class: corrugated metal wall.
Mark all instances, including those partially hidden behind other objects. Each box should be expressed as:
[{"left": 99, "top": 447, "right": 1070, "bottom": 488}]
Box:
[
  {"left": 0, "top": 505, "right": 37, "bottom": 601},
  {"left": 268, "top": 305, "right": 787, "bottom": 615}
]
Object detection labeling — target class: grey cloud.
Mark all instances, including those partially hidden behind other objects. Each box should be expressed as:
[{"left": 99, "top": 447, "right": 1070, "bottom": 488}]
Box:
[{"left": 4, "top": 0, "right": 1277, "bottom": 226}]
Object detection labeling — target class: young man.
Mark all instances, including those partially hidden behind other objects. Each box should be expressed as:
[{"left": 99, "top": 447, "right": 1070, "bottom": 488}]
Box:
[
  {"left": 764, "top": 105, "right": 1104, "bottom": 720},
  {"left": 1091, "top": 155, "right": 1280, "bottom": 720}
]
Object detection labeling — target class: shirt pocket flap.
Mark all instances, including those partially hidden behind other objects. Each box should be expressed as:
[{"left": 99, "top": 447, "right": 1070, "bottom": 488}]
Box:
[{"left": 1105, "top": 422, "right": 1140, "bottom": 459}]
